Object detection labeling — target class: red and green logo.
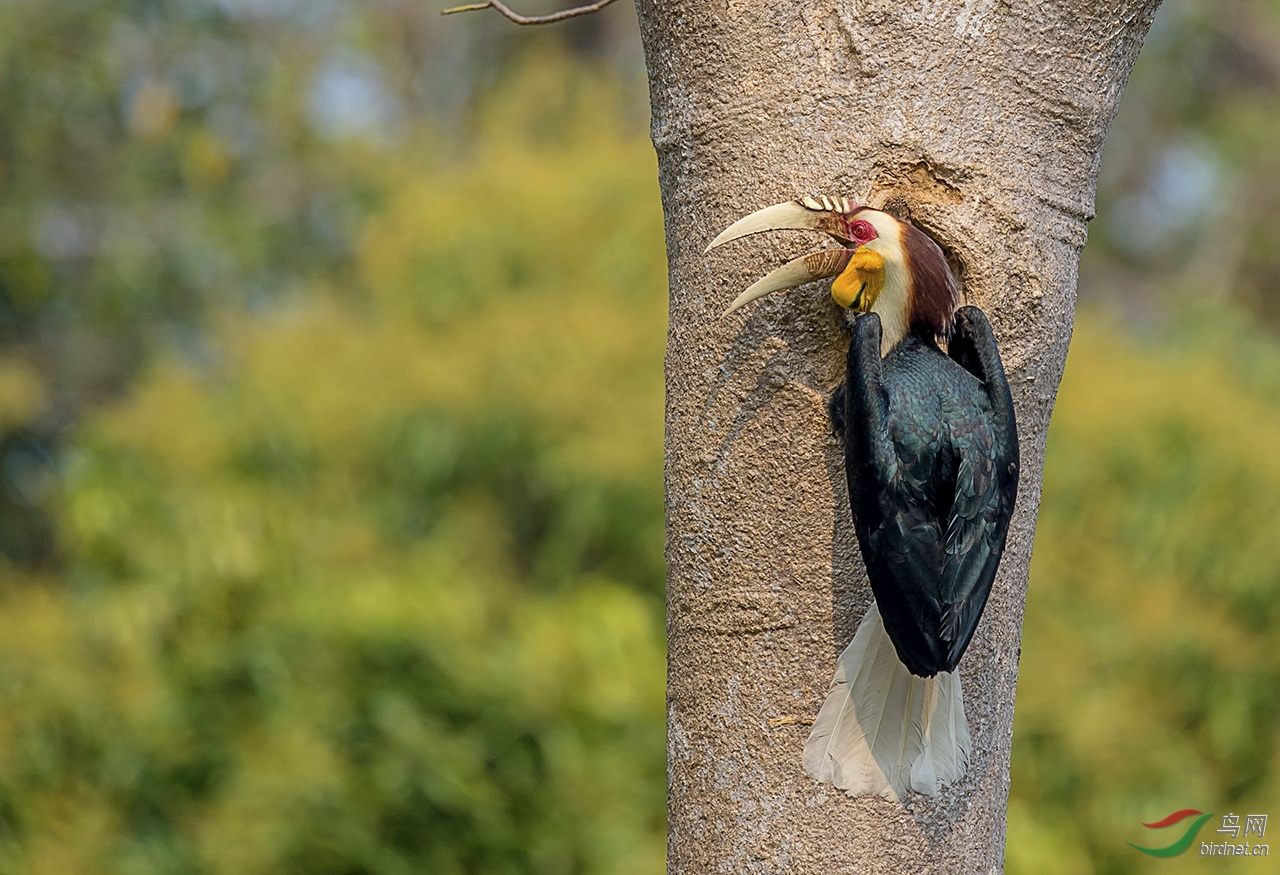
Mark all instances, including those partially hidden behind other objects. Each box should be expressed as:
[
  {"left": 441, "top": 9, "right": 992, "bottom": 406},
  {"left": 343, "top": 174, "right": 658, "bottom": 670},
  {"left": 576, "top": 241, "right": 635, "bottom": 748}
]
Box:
[{"left": 1128, "top": 809, "right": 1216, "bottom": 857}]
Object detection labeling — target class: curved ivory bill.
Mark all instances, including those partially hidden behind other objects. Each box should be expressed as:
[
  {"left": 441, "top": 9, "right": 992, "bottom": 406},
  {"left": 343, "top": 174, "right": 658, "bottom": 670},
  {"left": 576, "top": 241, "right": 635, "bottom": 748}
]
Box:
[
  {"left": 722, "top": 248, "right": 852, "bottom": 316},
  {"left": 705, "top": 196, "right": 859, "bottom": 253}
]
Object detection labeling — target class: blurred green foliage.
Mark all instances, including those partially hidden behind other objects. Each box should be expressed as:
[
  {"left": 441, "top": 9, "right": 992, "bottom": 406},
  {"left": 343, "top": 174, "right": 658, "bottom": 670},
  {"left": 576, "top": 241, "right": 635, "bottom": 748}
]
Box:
[
  {"left": 1089, "top": 0, "right": 1280, "bottom": 322},
  {"left": 0, "top": 51, "right": 665, "bottom": 875},
  {"left": 1009, "top": 310, "right": 1280, "bottom": 874},
  {"left": 0, "top": 2, "right": 1276, "bottom": 874},
  {"left": 0, "top": 0, "right": 377, "bottom": 371}
]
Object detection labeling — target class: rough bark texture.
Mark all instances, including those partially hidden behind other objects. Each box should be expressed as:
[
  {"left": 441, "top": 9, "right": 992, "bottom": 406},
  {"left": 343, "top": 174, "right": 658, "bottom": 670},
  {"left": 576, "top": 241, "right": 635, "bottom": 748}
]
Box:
[{"left": 635, "top": 2, "right": 1163, "bottom": 873}]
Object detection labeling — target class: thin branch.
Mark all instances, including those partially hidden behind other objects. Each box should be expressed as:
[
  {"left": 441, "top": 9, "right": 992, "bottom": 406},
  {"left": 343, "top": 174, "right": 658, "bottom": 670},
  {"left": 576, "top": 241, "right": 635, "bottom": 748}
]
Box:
[{"left": 440, "top": 0, "right": 618, "bottom": 26}]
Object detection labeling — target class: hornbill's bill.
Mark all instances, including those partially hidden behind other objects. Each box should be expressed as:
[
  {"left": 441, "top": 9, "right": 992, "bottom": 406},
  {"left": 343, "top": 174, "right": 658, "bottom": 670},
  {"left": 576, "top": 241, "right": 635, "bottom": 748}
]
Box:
[{"left": 707, "top": 198, "right": 1019, "bottom": 799}]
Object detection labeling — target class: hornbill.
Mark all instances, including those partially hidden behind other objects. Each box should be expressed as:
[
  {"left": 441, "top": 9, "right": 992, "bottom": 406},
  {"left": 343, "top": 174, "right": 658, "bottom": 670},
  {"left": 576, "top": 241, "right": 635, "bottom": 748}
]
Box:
[{"left": 707, "top": 197, "right": 1019, "bottom": 799}]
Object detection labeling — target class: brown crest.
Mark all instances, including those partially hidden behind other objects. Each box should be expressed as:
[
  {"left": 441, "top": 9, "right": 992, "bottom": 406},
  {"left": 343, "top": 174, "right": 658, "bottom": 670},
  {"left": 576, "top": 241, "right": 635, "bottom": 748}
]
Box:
[{"left": 899, "top": 222, "right": 958, "bottom": 339}]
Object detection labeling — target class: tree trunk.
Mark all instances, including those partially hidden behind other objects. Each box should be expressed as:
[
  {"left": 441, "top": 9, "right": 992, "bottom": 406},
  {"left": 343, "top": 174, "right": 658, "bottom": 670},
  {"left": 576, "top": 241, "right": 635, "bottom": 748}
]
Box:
[{"left": 635, "top": 2, "right": 1162, "bottom": 872}]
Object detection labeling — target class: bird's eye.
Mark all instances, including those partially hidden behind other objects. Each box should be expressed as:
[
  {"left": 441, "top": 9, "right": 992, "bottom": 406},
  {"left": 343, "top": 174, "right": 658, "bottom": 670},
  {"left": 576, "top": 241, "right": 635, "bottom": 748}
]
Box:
[{"left": 850, "top": 220, "right": 873, "bottom": 241}]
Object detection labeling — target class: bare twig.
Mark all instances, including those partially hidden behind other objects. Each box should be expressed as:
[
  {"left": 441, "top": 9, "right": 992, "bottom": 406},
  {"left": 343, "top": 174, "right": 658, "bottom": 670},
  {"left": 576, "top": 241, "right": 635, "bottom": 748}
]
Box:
[{"left": 440, "top": 0, "right": 618, "bottom": 26}]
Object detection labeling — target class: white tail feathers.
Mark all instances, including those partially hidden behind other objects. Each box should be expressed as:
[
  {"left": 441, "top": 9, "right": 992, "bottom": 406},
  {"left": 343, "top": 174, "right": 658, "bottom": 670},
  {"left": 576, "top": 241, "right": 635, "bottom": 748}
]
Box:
[{"left": 803, "top": 604, "right": 971, "bottom": 800}]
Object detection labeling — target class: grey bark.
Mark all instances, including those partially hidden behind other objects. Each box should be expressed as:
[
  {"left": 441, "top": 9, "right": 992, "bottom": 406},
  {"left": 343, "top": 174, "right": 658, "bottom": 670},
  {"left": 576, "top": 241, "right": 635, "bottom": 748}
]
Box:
[{"left": 634, "top": 2, "right": 1162, "bottom": 873}]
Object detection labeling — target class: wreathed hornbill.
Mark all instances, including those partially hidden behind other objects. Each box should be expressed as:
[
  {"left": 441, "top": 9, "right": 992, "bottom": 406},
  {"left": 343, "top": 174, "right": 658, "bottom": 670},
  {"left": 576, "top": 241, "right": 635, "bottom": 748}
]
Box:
[{"left": 707, "top": 197, "right": 1019, "bottom": 799}]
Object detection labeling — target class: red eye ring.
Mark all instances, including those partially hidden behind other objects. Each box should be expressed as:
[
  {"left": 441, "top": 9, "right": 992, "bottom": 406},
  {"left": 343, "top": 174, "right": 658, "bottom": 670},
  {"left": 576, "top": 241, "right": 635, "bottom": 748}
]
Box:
[{"left": 850, "top": 220, "right": 873, "bottom": 241}]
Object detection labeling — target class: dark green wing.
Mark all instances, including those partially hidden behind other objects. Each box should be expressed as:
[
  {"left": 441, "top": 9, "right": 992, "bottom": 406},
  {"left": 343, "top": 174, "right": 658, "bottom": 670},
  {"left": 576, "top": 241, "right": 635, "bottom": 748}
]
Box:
[
  {"left": 839, "top": 308, "right": 1018, "bottom": 676},
  {"left": 937, "top": 306, "right": 1019, "bottom": 666}
]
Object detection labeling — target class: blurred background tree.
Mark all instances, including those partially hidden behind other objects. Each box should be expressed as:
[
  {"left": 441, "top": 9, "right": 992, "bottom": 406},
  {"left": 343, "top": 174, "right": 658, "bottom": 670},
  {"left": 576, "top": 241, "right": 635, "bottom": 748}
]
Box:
[{"left": 0, "top": 0, "right": 1274, "bottom": 872}]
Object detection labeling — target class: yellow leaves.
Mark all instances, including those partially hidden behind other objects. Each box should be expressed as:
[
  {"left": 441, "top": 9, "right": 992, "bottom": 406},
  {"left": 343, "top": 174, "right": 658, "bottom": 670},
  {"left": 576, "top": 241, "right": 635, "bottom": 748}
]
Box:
[
  {"left": 1053, "top": 316, "right": 1280, "bottom": 480},
  {"left": 357, "top": 52, "right": 662, "bottom": 343},
  {"left": 1010, "top": 311, "right": 1280, "bottom": 873},
  {"left": 16, "top": 791, "right": 121, "bottom": 875},
  {"left": 510, "top": 578, "right": 663, "bottom": 722},
  {"left": 0, "top": 355, "right": 44, "bottom": 431},
  {"left": 0, "top": 45, "right": 672, "bottom": 875},
  {"left": 1006, "top": 798, "right": 1094, "bottom": 875},
  {"left": 127, "top": 80, "right": 179, "bottom": 142},
  {"left": 93, "top": 57, "right": 666, "bottom": 486},
  {"left": 95, "top": 366, "right": 220, "bottom": 471},
  {"left": 19, "top": 57, "right": 666, "bottom": 872},
  {"left": 181, "top": 128, "right": 232, "bottom": 192},
  {"left": 192, "top": 727, "right": 344, "bottom": 875}
]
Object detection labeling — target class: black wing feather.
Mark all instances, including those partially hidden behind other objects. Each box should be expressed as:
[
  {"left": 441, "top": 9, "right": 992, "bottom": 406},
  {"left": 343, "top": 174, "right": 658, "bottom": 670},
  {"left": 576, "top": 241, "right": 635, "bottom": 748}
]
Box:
[{"left": 837, "top": 307, "right": 1019, "bottom": 676}]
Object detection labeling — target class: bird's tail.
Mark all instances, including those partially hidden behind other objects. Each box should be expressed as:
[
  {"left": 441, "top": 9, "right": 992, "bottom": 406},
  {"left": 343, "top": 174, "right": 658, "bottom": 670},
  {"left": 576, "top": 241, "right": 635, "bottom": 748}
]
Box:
[{"left": 803, "top": 603, "right": 970, "bottom": 799}]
